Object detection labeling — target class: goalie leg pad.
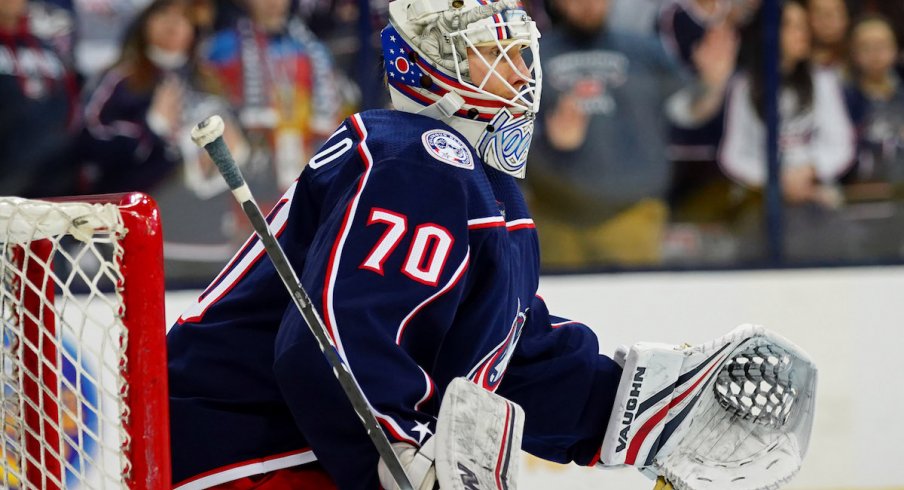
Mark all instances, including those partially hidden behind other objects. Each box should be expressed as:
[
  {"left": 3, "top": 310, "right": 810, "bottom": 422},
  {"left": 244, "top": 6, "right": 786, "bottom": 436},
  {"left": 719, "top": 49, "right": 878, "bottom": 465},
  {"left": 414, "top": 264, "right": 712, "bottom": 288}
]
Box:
[
  {"left": 378, "top": 377, "right": 525, "bottom": 490},
  {"left": 435, "top": 377, "right": 524, "bottom": 490}
]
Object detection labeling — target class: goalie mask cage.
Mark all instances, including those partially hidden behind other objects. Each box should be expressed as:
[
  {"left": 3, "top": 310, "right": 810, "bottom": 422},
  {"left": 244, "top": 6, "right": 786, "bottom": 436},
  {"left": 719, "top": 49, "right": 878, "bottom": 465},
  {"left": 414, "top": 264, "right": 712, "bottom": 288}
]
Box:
[{"left": 0, "top": 193, "right": 169, "bottom": 490}]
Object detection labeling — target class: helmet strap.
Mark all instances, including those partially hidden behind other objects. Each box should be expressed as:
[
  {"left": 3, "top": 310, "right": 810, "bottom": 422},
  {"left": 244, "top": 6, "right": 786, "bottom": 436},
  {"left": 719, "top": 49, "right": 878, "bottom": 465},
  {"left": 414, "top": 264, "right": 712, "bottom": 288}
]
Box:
[{"left": 416, "top": 92, "right": 466, "bottom": 121}]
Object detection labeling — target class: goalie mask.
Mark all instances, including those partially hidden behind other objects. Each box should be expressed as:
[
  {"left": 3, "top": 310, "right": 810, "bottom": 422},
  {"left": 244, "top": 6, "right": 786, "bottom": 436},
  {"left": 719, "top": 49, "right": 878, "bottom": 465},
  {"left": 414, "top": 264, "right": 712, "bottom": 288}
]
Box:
[{"left": 382, "top": 0, "right": 542, "bottom": 178}]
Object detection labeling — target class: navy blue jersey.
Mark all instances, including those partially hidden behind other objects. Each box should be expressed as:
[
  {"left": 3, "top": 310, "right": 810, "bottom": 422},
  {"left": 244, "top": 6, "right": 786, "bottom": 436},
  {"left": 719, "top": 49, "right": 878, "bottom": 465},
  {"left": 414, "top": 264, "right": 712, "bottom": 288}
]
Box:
[{"left": 167, "top": 110, "right": 622, "bottom": 489}]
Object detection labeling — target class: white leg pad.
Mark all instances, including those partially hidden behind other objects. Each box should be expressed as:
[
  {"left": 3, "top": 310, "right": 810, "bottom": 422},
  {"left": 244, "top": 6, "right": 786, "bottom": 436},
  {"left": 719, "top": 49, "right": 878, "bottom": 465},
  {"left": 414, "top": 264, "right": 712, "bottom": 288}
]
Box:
[{"left": 436, "top": 378, "right": 524, "bottom": 490}]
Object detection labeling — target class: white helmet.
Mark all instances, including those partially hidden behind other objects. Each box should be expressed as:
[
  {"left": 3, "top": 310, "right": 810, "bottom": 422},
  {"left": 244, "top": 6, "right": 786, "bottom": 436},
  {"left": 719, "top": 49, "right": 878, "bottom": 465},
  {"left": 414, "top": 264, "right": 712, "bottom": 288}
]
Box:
[{"left": 382, "top": 0, "right": 542, "bottom": 178}]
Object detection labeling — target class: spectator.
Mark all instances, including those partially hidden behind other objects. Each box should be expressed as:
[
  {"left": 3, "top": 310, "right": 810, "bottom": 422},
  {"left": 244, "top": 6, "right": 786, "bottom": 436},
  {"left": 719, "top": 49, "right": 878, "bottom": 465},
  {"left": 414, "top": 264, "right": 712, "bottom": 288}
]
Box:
[
  {"left": 28, "top": 0, "right": 77, "bottom": 66},
  {"left": 659, "top": 0, "right": 724, "bottom": 66},
  {"left": 72, "top": 0, "right": 154, "bottom": 78},
  {"left": 807, "top": 0, "right": 849, "bottom": 71},
  {"left": 608, "top": 0, "right": 663, "bottom": 33},
  {"left": 203, "top": 0, "right": 344, "bottom": 207},
  {"left": 0, "top": 0, "right": 79, "bottom": 197},
  {"left": 296, "top": 0, "right": 374, "bottom": 110},
  {"left": 841, "top": 15, "right": 904, "bottom": 258},
  {"left": 847, "top": 0, "right": 904, "bottom": 69},
  {"left": 525, "top": 0, "right": 735, "bottom": 269},
  {"left": 657, "top": 0, "right": 759, "bottom": 226},
  {"left": 718, "top": 0, "right": 856, "bottom": 261},
  {"left": 845, "top": 15, "right": 904, "bottom": 184},
  {"left": 658, "top": 0, "right": 760, "bottom": 67},
  {"left": 78, "top": 0, "right": 235, "bottom": 195},
  {"left": 188, "top": 0, "right": 215, "bottom": 35},
  {"left": 78, "top": 0, "right": 252, "bottom": 284}
]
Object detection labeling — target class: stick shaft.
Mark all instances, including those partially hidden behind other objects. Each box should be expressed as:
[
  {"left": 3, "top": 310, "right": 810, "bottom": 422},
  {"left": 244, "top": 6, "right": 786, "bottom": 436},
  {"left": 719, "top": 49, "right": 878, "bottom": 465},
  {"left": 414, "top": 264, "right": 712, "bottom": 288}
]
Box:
[{"left": 198, "top": 132, "right": 414, "bottom": 490}]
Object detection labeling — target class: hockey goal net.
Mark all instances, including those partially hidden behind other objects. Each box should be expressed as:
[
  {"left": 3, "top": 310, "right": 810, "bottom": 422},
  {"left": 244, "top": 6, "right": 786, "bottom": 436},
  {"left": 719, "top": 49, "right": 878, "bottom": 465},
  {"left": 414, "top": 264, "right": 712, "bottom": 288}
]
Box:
[{"left": 0, "top": 193, "right": 169, "bottom": 489}]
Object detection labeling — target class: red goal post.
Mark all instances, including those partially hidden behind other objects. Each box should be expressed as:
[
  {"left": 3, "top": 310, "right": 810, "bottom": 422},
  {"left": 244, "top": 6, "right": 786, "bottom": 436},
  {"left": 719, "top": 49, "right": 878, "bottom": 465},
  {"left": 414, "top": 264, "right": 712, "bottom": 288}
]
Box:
[{"left": 0, "top": 193, "right": 170, "bottom": 489}]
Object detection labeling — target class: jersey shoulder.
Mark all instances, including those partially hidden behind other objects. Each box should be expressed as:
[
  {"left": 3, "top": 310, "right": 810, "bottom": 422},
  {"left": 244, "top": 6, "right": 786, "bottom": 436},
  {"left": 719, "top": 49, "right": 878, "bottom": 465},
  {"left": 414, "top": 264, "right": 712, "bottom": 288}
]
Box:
[
  {"left": 355, "top": 110, "right": 482, "bottom": 178},
  {"left": 302, "top": 110, "right": 499, "bottom": 219}
]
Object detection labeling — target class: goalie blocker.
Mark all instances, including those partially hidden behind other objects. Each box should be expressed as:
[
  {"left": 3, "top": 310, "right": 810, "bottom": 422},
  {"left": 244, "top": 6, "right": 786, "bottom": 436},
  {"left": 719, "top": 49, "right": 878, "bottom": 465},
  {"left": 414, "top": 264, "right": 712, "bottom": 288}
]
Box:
[{"left": 598, "top": 325, "right": 817, "bottom": 490}]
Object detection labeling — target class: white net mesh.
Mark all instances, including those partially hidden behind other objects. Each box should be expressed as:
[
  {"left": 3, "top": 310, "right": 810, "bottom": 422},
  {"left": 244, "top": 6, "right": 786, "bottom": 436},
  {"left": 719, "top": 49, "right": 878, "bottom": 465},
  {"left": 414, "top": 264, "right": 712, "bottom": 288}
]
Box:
[{"left": 0, "top": 198, "right": 131, "bottom": 489}]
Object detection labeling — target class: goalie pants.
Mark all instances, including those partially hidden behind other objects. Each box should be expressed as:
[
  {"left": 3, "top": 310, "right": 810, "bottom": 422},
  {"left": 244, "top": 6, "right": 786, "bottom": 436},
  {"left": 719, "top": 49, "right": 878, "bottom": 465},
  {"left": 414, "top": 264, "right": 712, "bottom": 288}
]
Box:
[{"left": 209, "top": 463, "right": 338, "bottom": 489}]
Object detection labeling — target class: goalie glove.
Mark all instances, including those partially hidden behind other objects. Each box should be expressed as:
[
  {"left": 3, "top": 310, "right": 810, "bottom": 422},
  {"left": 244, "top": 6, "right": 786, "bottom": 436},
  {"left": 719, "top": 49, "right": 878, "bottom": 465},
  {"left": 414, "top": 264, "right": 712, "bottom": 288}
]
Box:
[
  {"left": 599, "top": 325, "right": 817, "bottom": 490},
  {"left": 378, "top": 377, "right": 524, "bottom": 490}
]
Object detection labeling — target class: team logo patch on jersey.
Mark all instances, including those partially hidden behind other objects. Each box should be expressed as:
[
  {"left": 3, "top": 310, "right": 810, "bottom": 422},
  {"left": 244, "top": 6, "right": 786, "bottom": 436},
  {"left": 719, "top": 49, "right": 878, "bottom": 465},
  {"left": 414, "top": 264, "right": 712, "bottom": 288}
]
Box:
[{"left": 421, "top": 130, "right": 474, "bottom": 170}]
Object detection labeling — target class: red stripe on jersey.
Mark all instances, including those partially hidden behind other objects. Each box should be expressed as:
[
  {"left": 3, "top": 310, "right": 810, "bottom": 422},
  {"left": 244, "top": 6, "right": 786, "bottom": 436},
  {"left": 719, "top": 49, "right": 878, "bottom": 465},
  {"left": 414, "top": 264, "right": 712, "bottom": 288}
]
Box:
[
  {"left": 320, "top": 114, "right": 421, "bottom": 448},
  {"left": 468, "top": 218, "right": 535, "bottom": 232},
  {"left": 415, "top": 370, "right": 437, "bottom": 412},
  {"left": 495, "top": 403, "right": 512, "bottom": 489},
  {"left": 178, "top": 198, "right": 293, "bottom": 325},
  {"left": 551, "top": 321, "right": 580, "bottom": 329},
  {"left": 468, "top": 217, "right": 506, "bottom": 230},
  {"left": 505, "top": 219, "right": 535, "bottom": 231},
  {"left": 396, "top": 254, "right": 470, "bottom": 344},
  {"left": 173, "top": 448, "right": 315, "bottom": 490},
  {"left": 199, "top": 233, "right": 256, "bottom": 301},
  {"left": 587, "top": 446, "right": 602, "bottom": 466},
  {"left": 208, "top": 465, "right": 336, "bottom": 489},
  {"left": 200, "top": 199, "right": 290, "bottom": 301},
  {"left": 379, "top": 417, "right": 419, "bottom": 446},
  {"left": 322, "top": 114, "right": 373, "bottom": 348}
]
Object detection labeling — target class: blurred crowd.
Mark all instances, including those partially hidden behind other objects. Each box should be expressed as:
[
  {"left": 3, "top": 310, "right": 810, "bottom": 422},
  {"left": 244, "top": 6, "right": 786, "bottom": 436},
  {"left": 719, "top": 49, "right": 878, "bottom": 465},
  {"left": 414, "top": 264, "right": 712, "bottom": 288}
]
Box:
[
  {"left": 526, "top": 0, "right": 904, "bottom": 269},
  {"left": 2, "top": 0, "right": 904, "bottom": 280}
]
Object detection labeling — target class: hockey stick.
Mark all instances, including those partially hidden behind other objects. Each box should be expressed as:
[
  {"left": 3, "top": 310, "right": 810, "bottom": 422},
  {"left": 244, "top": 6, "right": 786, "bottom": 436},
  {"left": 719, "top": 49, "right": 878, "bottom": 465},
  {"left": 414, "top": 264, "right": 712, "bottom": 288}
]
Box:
[{"left": 191, "top": 115, "right": 415, "bottom": 490}]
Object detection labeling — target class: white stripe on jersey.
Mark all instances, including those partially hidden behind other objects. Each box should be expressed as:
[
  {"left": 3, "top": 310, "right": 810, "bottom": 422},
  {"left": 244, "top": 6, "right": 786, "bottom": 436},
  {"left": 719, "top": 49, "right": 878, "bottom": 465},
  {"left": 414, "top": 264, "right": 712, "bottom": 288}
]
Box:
[
  {"left": 467, "top": 216, "right": 505, "bottom": 228},
  {"left": 505, "top": 218, "right": 535, "bottom": 230},
  {"left": 395, "top": 250, "right": 470, "bottom": 345},
  {"left": 173, "top": 449, "right": 316, "bottom": 490},
  {"left": 414, "top": 366, "right": 435, "bottom": 413},
  {"left": 178, "top": 182, "right": 297, "bottom": 324},
  {"left": 324, "top": 114, "right": 373, "bottom": 358},
  {"left": 324, "top": 113, "right": 420, "bottom": 446}
]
